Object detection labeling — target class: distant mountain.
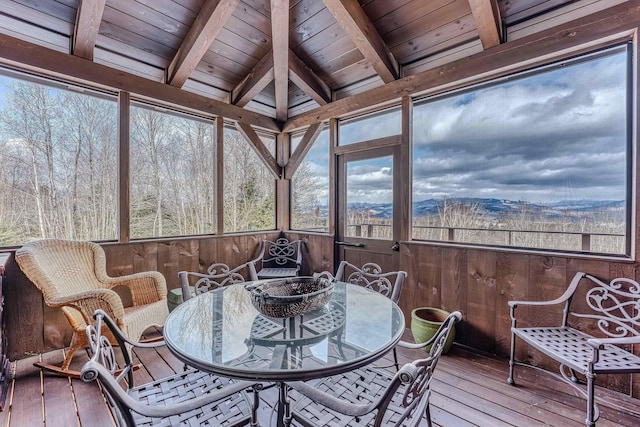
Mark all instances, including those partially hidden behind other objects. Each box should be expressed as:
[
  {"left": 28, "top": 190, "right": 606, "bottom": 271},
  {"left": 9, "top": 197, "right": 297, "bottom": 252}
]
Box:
[{"left": 345, "top": 198, "right": 625, "bottom": 222}]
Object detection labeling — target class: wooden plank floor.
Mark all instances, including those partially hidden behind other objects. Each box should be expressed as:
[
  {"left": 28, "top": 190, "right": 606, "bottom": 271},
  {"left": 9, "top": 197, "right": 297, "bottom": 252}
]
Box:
[{"left": 0, "top": 328, "right": 639, "bottom": 426}]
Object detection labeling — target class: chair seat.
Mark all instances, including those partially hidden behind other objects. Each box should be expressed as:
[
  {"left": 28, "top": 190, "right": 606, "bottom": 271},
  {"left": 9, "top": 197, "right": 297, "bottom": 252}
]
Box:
[
  {"left": 129, "top": 368, "right": 252, "bottom": 426},
  {"left": 256, "top": 267, "right": 299, "bottom": 279},
  {"left": 123, "top": 299, "right": 170, "bottom": 341},
  {"left": 289, "top": 366, "right": 416, "bottom": 426},
  {"left": 513, "top": 326, "right": 640, "bottom": 374}
]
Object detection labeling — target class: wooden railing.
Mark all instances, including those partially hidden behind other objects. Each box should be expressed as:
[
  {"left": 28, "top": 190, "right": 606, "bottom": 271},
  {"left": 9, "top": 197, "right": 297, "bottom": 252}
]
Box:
[{"left": 347, "top": 223, "right": 625, "bottom": 254}]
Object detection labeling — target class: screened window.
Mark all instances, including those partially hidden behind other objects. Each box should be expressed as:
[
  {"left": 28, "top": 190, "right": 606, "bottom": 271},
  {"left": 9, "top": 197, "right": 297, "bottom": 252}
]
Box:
[
  {"left": 223, "top": 125, "right": 275, "bottom": 232},
  {"left": 291, "top": 127, "right": 329, "bottom": 232},
  {"left": 0, "top": 72, "right": 118, "bottom": 244},
  {"left": 130, "top": 103, "right": 215, "bottom": 239},
  {"left": 412, "top": 45, "right": 630, "bottom": 255}
]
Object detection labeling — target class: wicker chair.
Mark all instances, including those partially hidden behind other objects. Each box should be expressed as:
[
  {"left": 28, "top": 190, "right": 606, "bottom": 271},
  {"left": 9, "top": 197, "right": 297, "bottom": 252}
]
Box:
[
  {"left": 334, "top": 261, "right": 407, "bottom": 369},
  {"left": 179, "top": 262, "right": 248, "bottom": 302},
  {"left": 248, "top": 237, "right": 302, "bottom": 280},
  {"left": 285, "top": 311, "right": 462, "bottom": 427},
  {"left": 15, "top": 238, "right": 169, "bottom": 377},
  {"left": 81, "top": 310, "right": 258, "bottom": 427}
]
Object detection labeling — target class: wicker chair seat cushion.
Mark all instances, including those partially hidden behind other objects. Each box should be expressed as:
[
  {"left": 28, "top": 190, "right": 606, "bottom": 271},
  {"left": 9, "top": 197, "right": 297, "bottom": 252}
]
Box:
[
  {"left": 289, "top": 366, "right": 424, "bottom": 426},
  {"left": 128, "top": 368, "right": 252, "bottom": 427},
  {"left": 513, "top": 326, "right": 640, "bottom": 374}
]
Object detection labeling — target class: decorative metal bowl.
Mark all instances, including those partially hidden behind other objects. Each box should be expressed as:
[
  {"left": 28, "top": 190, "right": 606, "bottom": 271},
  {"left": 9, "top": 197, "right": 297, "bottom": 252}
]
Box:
[{"left": 244, "top": 276, "right": 334, "bottom": 318}]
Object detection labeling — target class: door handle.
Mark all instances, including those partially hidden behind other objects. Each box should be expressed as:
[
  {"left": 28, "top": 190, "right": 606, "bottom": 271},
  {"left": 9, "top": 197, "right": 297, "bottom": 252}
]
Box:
[{"left": 335, "top": 241, "right": 365, "bottom": 248}]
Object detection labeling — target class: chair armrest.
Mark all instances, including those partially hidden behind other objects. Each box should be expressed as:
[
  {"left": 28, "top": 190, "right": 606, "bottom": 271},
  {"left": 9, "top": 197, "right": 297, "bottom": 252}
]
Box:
[
  {"left": 588, "top": 335, "right": 640, "bottom": 349},
  {"left": 508, "top": 272, "right": 586, "bottom": 309},
  {"left": 294, "top": 240, "right": 303, "bottom": 266},
  {"left": 49, "top": 289, "right": 126, "bottom": 323},
  {"left": 107, "top": 271, "right": 167, "bottom": 305},
  {"left": 397, "top": 310, "right": 462, "bottom": 349},
  {"left": 287, "top": 381, "right": 377, "bottom": 417},
  {"left": 81, "top": 359, "right": 252, "bottom": 419},
  {"left": 248, "top": 241, "right": 266, "bottom": 265},
  {"left": 92, "top": 309, "right": 166, "bottom": 349}
]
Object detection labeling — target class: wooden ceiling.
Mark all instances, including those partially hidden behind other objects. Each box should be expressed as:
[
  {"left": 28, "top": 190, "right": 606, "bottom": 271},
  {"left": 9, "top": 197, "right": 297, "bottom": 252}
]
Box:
[{"left": 0, "top": 0, "right": 579, "bottom": 128}]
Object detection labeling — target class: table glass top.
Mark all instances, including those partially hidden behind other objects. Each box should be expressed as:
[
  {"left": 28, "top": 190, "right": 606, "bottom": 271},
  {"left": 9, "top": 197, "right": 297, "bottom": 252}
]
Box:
[{"left": 164, "top": 281, "right": 405, "bottom": 380}]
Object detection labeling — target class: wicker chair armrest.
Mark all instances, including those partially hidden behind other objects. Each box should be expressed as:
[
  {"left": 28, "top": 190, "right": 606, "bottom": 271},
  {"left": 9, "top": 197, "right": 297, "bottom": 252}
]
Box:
[
  {"left": 50, "top": 289, "right": 126, "bottom": 322},
  {"left": 587, "top": 335, "right": 640, "bottom": 349},
  {"left": 508, "top": 272, "right": 587, "bottom": 310},
  {"left": 287, "top": 380, "right": 377, "bottom": 417},
  {"left": 106, "top": 271, "right": 167, "bottom": 305}
]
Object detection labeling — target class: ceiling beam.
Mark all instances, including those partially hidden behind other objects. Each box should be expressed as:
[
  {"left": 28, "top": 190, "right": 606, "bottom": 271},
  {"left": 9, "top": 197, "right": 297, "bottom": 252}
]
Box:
[
  {"left": 323, "top": 0, "right": 399, "bottom": 83},
  {"left": 271, "top": 0, "right": 290, "bottom": 122},
  {"left": 468, "top": 0, "right": 503, "bottom": 49},
  {"left": 167, "top": 0, "right": 241, "bottom": 87},
  {"left": 72, "top": 0, "right": 106, "bottom": 60},
  {"left": 237, "top": 122, "right": 280, "bottom": 179},
  {"left": 231, "top": 50, "right": 274, "bottom": 107},
  {"left": 283, "top": 0, "right": 637, "bottom": 131},
  {"left": 0, "top": 33, "right": 280, "bottom": 131},
  {"left": 288, "top": 49, "right": 332, "bottom": 106},
  {"left": 284, "top": 122, "right": 323, "bottom": 180}
]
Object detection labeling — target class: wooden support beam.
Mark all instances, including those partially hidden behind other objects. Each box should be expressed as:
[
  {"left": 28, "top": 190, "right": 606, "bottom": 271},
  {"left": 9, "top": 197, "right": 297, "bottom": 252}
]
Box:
[
  {"left": 284, "top": 0, "right": 638, "bottom": 131},
  {"left": 214, "top": 116, "right": 224, "bottom": 234},
  {"left": 323, "top": 0, "right": 399, "bottom": 83},
  {"left": 0, "top": 33, "right": 280, "bottom": 131},
  {"left": 231, "top": 50, "right": 274, "bottom": 107},
  {"left": 167, "top": 0, "right": 241, "bottom": 87},
  {"left": 118, "top": 91, "right": 130, "bottom": 243},
  {"left": 284, "top": 122, "right": 323, "bottom": 180},
  {"left": 271, "top": 0, "right": 290, "bottom": 122},
  {"left": 236, "top": 122, "right": 280, "bottom": 179},
  {"left": 72, "top": 0, "right": 106, "bottom": 60},
  {"left": 276, "top": 132, "right": 290, "bottom": 230},
  {"left": 468, "top": 0, "right": 503, "bottom": 49},
  {"left": 288, "top": 49, "right": 331, "bottom": 106}
]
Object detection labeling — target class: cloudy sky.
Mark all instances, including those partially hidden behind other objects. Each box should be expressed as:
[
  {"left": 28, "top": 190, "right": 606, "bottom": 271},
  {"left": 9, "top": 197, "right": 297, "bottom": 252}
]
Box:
[{"left": 302, "top": 45, "right": 628, "bottom": 206}]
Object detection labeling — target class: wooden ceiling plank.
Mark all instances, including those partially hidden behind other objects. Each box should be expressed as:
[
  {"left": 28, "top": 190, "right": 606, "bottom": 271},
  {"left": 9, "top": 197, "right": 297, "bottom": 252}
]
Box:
[
  {"left": 271, "top": 0, "right": 290, "bottom": 122},
  {"left": 283, "top": 0, "right": 638, "bottom": 131},
  {"left": 167, "top": 0, "right": 242, "bottom": 87},
  {"left": 236, "top": 122, "right": 281, "bottom": 178},
  {"left": 0, "top": 32, "right": 279, "bottom": 131},
  {"left": 322, "top": 0, "right": 399, "bottom": 83},
  {"left": 284, "top": 122, "right": 322, "bottom": 179},
  {"left": 73, "top": 0, "right": 106, "bottom": 60},
  {"left": 288, "top": 49, "right": 331, "bottom": 105},
  {"left": 468, "top": 0, "right": 503, "bottom": 49},
  {"left": 232, "top": 50, "right": 274, "bottom": 107}
]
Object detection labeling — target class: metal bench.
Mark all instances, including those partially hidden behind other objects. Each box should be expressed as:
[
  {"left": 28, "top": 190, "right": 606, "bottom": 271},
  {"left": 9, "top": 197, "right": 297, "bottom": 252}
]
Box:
[{"left": 508, "top": 271, "right": 640, "bottom": 426}]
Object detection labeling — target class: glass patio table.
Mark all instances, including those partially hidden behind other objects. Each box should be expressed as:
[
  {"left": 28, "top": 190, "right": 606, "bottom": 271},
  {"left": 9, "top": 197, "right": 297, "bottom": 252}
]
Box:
[{"left": 163, "top": 280, "right": 405, "bottom": 426}]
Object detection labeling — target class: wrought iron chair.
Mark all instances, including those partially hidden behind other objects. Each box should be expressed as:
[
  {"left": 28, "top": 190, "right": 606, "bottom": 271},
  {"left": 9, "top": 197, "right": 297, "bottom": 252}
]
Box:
[
  {"left": 178, "top": 262, "right": 248, "bottom": 302},
  {"left": 249, "top": 237, "right": 303, "bottom": 280},
  {"left": 508, "top": 272, "right": 640, "bottom": 427},
  {"left": 335, "top": 261, "right": 407, "bottom": 369},
  {"left": 81, "top": 309, "right": 258, "bottom": 427},
  {"left": 15, "top": 238, "right": 169, "bottom": 377},
  {"left": 284, "top": 311, "right": 462, "bottom": 427}
]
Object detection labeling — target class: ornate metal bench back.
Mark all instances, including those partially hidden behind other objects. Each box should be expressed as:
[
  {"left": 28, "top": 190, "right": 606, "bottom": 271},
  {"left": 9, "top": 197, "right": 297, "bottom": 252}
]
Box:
[
  {"left": 263, "top": 238, "right": 299, "bottom": 267},
  {"left": 569, "top": 275, "right": 640, "bottom": 339}
]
